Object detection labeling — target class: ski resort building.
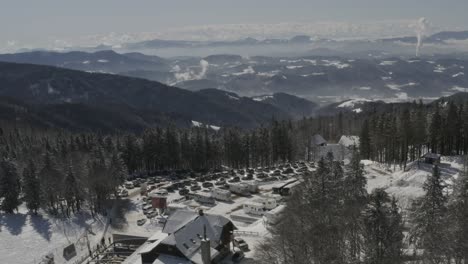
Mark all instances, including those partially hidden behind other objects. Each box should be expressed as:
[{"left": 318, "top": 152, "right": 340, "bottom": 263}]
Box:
[{"left": 129, "top": 210, "right": 235, "bottom": 264}]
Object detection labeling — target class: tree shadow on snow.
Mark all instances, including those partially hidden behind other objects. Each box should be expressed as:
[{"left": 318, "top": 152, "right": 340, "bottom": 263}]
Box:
[
  {"left": 0, "top": 212, "right": 27, "bottom": 236},
  {"left": 30, "top": 213, "right": 52, "bottom": 241}
]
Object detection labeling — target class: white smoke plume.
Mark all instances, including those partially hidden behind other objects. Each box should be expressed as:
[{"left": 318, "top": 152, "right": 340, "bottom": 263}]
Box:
[
  {"left": 173, "top": 59, "right": 209, "bottom": 83},
  {"left": 414, "top": 17, "right": 429, "bottom": 57}
]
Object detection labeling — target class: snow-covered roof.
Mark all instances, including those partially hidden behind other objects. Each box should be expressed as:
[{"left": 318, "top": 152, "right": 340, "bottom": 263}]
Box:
[
  {"left": 156, "top": 211, "right": 229, "bottom": 264},
  {"left": 162, "top": 210, "right": 231, "bottom": 236},
  {"left": 152, "top": 254, "right": 191, "bottom": 264},
  {"left": 148, "top": 231, "right": 169, "bottom": 242},
  {"left": 338, "top": 135, "right": 360, "bottom": 147},
  {"left": 267, "top": 204, "right": 286, "bottom": 215},
  {"left": 313, "top": 134, "right": 327, "bottom": 145},
  {"left": 244, "top": 201, "right": 264, "bottom": 207}
]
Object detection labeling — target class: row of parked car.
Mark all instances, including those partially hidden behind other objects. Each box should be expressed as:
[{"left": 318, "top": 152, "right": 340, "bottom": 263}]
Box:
[{"left": 123, "top": 161, "right": 314, "bottom": 196}]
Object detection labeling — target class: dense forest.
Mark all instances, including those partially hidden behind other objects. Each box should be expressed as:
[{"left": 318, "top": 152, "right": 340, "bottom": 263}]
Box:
[{"left": 1, "top": 95, "right": 468, "bottom": 217}]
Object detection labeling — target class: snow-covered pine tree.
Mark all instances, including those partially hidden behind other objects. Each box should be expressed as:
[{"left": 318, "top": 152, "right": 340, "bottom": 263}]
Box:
[
  {"left": 0, "top": 158, "right": 21, "bottom": 213},
  {"left": 410, "top": 165, "right": 450, "bottom": 263},
  {"left": 343, "top": 149, "right": 368, "bottom": 262},
  {"left": 363, "top": 189, "right": 404, "bottom": 264},
  {"left": 360, "top": 119, "right": 371, "bottom": 160},
  {"left": 23, "top": 159, "right": 41, "bottom": 214},
  {"left": 448, "top": 155, "right": 468, "bottom": 263}
]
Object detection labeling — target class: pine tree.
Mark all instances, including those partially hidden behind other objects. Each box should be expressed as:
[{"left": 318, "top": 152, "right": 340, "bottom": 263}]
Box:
[
  {"left": 429, "top": 105, "right": 442, "bottom": 154},
  {"left": 360, "top": 120, "right": 372, "bottom": 160},
  {"left": 448, "top": 155, "right": 468, "bottom": 263},
  {"left": 0, "top": 159, "right": 21, "bottom": 213},
  {"left": 343, "top": 149, "right": 368, "bottom": 262},
  {"left": 23, "top": 160, "right": 41, "bottom": 214},
  {"left": 410, "top": 165, "right": 450, "bottom": 263},
  {"left": 39, "top": 152, "right": 63, "bottom": 213},
  {"left": 363, "top": 189, "right": 404, "bottom": 264}
]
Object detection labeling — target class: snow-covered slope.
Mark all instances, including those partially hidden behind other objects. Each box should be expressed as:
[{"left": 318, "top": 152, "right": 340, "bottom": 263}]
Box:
[
  {"left": 362, "top": 156, "right": 462, "bottom": 209},
  {"left": 0, "top": 205, "right": 106, "bottom": 264}
]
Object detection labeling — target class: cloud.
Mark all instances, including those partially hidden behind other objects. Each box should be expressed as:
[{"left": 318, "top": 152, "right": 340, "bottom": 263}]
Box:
[{"left": 173, "top": 59, "right": 210, "bottom": 83}]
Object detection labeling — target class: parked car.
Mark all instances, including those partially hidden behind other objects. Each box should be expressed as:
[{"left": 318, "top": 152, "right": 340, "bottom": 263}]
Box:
[
  {"left": 256, "top": 173, "right": 268, "bottom": 179},
  {"left": 272, "top": 170, "right": 281, "bottom": 176},
  {"left": 215, "top": 180, "right": 226, "bottom": 186},
  {"left": 242, "top": 174, "right": 253, "bottom": 181},
  {"left": 202, "top": 182, "right": 214, "bottom": 188},
  {"left": 179, "top": 188, "right": 190, "bottom": 196},
  {"left": 232, "top": 250, "right": 245, "bottom": 262},
  {"left": 137, "top": 219, "right": 147, "bottom": 226},
  {"left": 143, "top": 205, "right": 153, "bottom": 213},
  {"left": 119, "top": 189, "right": 129, "bottom": 197},
  {"left": 190, "top": 185, "right": 201, "bottom": 191},
  {"left": 233, "top": 238, "right": 249, "bottom": 251},
  {"left": 228, "top": 177, "right": 240, "bottom": 183},
  {"left": 147, "top": 211, "right": 158, "bottom": 219},
  {"left": 124, "top": 181, "right": 134, "bottom": 189}
]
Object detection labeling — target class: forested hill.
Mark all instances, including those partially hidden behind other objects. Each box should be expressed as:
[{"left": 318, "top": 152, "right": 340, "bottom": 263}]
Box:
[{"left": 0, "top": 61, "right": 295, "bottom": 130}]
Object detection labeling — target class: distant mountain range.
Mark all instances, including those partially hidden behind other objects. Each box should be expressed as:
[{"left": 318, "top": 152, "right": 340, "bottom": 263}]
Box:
[
  {"left": 382, "top": 30, "right": 468, "bottom": 44},
  {"left": 1, "top": 50, "right": 468, "bottom": 103},
  {"left": 0, "top": 61, "right": 319, "bottom": 131}
]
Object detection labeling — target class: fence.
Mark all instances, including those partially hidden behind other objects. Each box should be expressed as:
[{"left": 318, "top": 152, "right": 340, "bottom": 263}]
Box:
[{"left": 233, "top": 230, "right": 260, "bottom": 237}]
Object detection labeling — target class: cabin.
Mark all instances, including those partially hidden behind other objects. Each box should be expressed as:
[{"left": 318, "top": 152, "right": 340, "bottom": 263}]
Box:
[{"left": 423, "top": 153, "right": 441, "bottom": 165}]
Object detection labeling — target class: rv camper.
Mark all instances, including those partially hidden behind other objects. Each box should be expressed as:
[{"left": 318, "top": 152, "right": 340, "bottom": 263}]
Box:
[
  {"left": 211, "top": 188, "right": 232, "bottom": 202},
  {"left": 229, "top": 183, "right": 250, "bottom": 196}
]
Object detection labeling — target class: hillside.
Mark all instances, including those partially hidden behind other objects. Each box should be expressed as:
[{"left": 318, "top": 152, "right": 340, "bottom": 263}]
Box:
[{"left": 0, "top": 62, "right": 293, "bottom": 130}]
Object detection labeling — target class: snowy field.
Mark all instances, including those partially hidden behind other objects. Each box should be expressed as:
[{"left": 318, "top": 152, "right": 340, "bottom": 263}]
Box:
[
  {"left": 363, "top": 156, "right": 463, "bottom": 209},
  {"left": 0, "top": 205, "right": 107, "bottom": 264}
]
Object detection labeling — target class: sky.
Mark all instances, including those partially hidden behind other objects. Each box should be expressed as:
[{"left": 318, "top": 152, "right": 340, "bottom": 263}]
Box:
[{"left": 1, "top": 0, "right": 468, "bottom": 49}]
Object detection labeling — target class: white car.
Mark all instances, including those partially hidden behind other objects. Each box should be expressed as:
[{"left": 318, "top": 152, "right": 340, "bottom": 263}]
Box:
[
  {"left": 233, "top": 237, "right": 249, "bottom": 251},
  {"left": 120, "top": 190, "right": 129, "bottom": 197}
]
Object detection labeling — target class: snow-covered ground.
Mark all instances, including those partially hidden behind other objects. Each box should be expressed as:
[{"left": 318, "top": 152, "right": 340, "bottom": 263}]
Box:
[
  {"left": 0, "top": 205, "right": 107, "bottom": 264},
  {"left": 362, "top": 156, "right": 462, "bottom": 209}
]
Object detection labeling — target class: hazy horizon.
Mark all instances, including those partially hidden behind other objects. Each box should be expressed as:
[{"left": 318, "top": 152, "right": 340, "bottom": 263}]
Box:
[{"left": 2, "top": 0, "right": 468, "bottom": 51}]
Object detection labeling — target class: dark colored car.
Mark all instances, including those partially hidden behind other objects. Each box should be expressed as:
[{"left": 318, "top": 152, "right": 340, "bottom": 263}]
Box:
[
  {"left": 179, "top": 188, "right": 190, "bottom": 195},
  {"left": 190, "top": 185, "right": 201, "bottom": 191},
  {"left": 202, "top": 182, "right": 214, "bottom": 188}
]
